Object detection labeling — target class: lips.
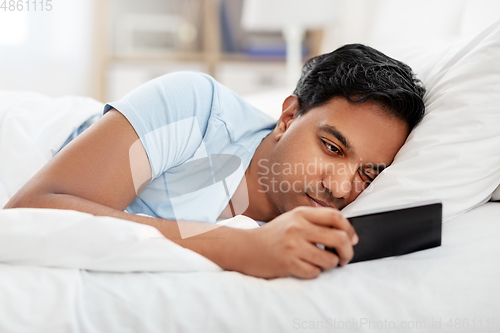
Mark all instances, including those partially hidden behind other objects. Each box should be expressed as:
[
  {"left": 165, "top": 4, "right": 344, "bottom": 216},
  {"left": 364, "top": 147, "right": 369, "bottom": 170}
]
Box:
[{"left": 307, "top": 194, "right": 330, "bottom": 208}]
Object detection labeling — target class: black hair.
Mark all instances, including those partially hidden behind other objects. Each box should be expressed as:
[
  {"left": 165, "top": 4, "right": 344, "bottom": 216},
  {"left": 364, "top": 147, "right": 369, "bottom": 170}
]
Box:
[{"left": 293, "top": 44, "right": 426, "bottom": 130}]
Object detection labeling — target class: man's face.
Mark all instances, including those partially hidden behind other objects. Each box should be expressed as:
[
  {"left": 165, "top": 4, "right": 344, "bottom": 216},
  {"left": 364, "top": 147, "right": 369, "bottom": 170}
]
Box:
[{"left": 262, "top": 96, "right": 409, "bottom": 213}]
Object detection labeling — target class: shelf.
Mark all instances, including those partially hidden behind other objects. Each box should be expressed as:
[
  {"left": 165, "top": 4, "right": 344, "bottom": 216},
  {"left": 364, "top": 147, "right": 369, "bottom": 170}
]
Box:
[
  {"left": 93, "top": 0, "right": 322, "bottom": 102},
  {"left": 111, "top": 53, "right": 292, "bottom": 64},
  {"left": 110, "top": 53, "right": 209, "bottom": 64},
  {"left": 220, "top": 53, "right": 286, "bottom": 63}
]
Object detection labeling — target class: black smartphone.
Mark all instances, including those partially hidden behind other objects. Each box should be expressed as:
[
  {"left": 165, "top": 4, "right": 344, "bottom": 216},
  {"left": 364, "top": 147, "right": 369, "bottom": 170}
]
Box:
[{"left": 326, "top": 201, "right": 442, "bottom": 263}]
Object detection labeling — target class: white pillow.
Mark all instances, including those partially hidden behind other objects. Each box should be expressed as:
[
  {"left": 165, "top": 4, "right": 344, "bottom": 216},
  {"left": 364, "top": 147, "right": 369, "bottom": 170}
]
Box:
[
  {"left": 341, "top": 20, "right": 500, "bottom": 222},
  {"left": 492, "top": 186, "right": 500, "bottom": 201}
]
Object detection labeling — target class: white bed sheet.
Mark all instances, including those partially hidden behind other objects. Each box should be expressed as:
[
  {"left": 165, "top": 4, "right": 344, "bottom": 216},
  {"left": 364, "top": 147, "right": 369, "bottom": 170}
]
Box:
[{"left": 0, "top": 203, "right": 499, "bottom": 333}]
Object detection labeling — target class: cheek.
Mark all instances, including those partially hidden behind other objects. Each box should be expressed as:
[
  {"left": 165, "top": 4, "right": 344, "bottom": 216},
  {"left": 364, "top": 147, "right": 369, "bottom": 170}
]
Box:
[
  {"left": 274, "top": 133, "right": 320, "bottom": 178},
  {"left": 347, "top": 177, "right": 370, "bottom": 203}
]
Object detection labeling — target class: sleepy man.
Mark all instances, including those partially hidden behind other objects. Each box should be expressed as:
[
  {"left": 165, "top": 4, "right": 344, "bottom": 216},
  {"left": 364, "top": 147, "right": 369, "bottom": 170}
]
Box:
[{"left": 4, "top": 44, "right": 426, "bottom": 279}]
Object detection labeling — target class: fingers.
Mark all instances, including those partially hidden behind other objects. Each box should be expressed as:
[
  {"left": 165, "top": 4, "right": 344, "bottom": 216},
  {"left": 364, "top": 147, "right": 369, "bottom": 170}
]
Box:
[
  {"left": 290, "top": 257, "right": 322, "bottom": 279},
  {"left": 298, "top": 240, "right": 340, "bottom": 271},
  {"left": 294, "top": 206, "right": 358, "bottom": 245},
  {"left": 250, "top": 206, "right": 359, "bottom": 279},
  {"left": 302, "top": 223, "right": 355, "bottom": 266}
]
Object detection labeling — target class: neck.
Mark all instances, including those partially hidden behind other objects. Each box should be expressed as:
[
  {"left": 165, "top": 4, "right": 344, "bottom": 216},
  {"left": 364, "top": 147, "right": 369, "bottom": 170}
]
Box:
[{"left": 242, "top": 132, "right": 281, "bottom": 222}]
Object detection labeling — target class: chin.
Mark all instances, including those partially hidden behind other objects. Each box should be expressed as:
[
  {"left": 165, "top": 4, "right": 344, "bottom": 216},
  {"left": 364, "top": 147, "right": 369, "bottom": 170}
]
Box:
[{"left": 280, "top": 194, "right": 306, "bottom": 213}]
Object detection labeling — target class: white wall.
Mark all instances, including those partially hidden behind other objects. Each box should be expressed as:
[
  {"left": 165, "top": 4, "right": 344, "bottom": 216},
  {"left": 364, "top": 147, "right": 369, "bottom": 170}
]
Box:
[
  {"left": 0, "top": 0, "right": 95, "bottom": 98},
  {"left": 321, "top": 0, "right": 500, "bottom": 53},
  {"left": 0, "top": 0, "right": 498, "bottom": 99}
]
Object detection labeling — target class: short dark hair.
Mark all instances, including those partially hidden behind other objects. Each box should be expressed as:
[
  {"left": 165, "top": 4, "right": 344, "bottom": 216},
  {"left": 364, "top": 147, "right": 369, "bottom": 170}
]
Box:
[{"left": 293, "top": 44, "right": 426, "bottom": 130}]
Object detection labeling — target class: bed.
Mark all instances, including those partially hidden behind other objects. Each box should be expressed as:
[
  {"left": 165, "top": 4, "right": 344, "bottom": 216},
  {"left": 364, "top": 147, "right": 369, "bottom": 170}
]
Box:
[
  {"left": 0, "top": 202, "right": 499, "bottom": 333},
  {"left": 1, "top": 6, "right": 500, "bottom": 333}
]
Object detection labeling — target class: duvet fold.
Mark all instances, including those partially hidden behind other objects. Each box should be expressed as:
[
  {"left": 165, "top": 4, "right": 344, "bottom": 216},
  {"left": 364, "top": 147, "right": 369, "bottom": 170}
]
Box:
[{"left": 0, "top": 208, "right": 227, "bottom": 273}]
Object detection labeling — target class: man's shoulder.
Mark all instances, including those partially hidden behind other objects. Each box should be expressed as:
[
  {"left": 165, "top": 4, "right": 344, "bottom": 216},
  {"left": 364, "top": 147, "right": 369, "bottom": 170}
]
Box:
[
  {"left": 153, "top": 71, "right": 277, "bottom": 143},
  {"left": 153, "top": 71, "right": 216, "bottom": 95}
]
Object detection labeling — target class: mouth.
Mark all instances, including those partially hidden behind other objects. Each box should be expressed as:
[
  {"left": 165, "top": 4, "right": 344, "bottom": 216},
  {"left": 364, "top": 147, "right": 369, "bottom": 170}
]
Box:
[{"left": 306, "top": 194, "right": 331, "bottom": 208}]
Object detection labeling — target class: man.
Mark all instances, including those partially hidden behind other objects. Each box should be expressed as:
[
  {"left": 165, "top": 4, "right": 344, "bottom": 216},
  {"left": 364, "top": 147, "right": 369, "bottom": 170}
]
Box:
[{"left": 4, "top": 44, "right": 425, "bottom": 279}]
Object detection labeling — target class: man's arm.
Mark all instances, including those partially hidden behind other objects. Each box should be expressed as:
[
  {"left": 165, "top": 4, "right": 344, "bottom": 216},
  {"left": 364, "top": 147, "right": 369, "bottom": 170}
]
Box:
[{"left": 4, "top": 109, "right": 357, "bottom": 279}]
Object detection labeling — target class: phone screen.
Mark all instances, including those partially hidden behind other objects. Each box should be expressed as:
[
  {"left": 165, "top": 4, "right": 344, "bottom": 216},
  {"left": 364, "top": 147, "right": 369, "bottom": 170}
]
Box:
[{"left": 326, "top": 201, "right": 442, "bottom": 263}]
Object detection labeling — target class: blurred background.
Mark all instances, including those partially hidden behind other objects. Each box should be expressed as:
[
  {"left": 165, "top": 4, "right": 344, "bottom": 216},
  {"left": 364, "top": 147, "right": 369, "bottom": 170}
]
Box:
[{"left": 0, "top": 0, "right": 498, "bottom": 104}]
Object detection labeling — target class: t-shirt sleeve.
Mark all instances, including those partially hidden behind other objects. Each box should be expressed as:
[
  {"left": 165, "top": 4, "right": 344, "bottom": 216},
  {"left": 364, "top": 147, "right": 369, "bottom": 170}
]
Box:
[{"left": 103, "top": 71, "right": 217, "bottom": 180}]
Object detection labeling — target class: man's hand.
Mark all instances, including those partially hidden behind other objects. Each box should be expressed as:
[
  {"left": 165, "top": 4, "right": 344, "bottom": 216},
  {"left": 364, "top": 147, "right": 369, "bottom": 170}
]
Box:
[{"left": 235, "top": 206, "right": 358, "bottom": 279}]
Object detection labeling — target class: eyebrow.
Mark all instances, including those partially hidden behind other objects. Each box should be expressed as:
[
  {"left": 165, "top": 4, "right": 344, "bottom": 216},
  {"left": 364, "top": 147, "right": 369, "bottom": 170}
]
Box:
[
  {"left": 317, "top": 123, "right": 388, "bottom": 174},
  {"left": 317, "top": 124, "right": 354, "bottom": 155}
]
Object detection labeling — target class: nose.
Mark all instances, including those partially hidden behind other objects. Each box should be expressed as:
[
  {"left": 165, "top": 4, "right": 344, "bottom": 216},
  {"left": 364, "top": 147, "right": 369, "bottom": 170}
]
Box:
[{"left": 322, "top": 162, "right": 359, "bottom": 199}]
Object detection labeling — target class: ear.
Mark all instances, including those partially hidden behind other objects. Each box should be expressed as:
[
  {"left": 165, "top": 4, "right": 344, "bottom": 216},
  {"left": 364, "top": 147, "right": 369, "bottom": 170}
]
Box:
[{"left": 274, "top": 95, "right": 299, "bottom": 141}]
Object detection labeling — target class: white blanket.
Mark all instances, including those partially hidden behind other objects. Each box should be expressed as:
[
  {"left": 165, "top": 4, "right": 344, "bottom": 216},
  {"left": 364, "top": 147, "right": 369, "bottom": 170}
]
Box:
[
  {"left": 0, "top": 203, "right": 499, "bottom": 332},
  {"left": 0, "top": 91, "right": 103, "bottom": 207},
  {"left": 0, "top": 208, "right": 221, "bottom": 273}
]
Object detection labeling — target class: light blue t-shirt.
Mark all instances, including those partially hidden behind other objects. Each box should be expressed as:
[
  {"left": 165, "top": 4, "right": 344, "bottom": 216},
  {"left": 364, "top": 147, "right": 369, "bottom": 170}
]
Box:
[{"left": 103, "top": 71, "right": 277, "bottom": 223}]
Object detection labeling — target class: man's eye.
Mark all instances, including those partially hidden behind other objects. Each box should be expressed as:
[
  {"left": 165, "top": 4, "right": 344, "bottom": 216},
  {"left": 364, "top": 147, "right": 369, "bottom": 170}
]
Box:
[
  {"left": 323, "top": 141, "right": 341, "bottom": 155},
  {"left": 360, "top": 169, "right": 376, "bottom": 183}
]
